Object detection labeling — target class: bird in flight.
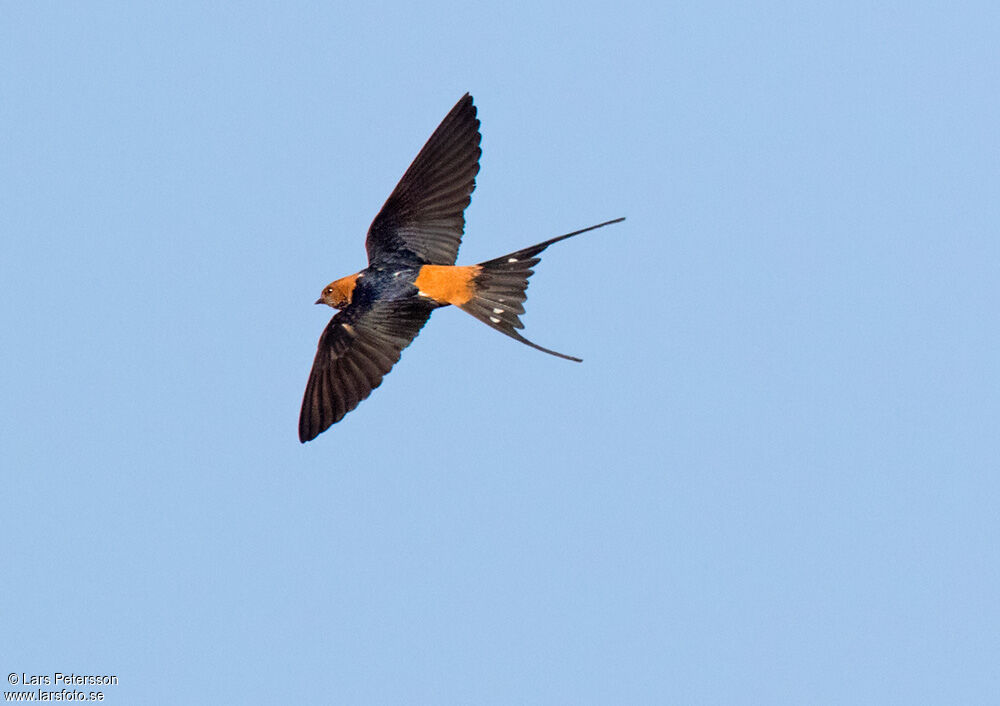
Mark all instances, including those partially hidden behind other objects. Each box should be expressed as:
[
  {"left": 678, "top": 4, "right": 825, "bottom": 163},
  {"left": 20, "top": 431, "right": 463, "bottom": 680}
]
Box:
[{"left": 299, "top": 93, "right": 623, "bottom": 442}]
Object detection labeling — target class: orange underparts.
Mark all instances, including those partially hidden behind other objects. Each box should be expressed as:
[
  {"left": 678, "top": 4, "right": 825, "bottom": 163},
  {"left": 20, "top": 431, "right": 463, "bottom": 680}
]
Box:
[{"left": 414, "top": 265, "right": 482, "bottom": 306}]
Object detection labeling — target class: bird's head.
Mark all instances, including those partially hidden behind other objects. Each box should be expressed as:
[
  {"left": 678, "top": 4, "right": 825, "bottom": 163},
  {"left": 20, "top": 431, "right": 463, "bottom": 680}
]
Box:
[{"left": 315, "top": 273, "right": 359, "bottom": 310}]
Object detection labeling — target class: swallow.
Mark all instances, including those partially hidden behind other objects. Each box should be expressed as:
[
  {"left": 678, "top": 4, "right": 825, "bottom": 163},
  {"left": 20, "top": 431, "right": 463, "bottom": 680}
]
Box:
[{"left": 299, "top": 93, "right": 624, "bottom": 442}]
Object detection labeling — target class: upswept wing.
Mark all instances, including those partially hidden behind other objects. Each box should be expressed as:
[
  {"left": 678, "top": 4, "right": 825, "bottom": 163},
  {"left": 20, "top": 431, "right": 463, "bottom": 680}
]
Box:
[
  {"left": 299, "top": 300, "right": 433, "bottom": 442},
  {"left": 365, "top": 93, "right": 481, "bottom": 266}
]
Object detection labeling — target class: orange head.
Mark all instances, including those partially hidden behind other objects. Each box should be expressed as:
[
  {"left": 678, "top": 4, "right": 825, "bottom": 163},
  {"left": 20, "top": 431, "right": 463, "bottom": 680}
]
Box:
[{"left": 315, "top": 273, "right": 359, "bottom": 310}]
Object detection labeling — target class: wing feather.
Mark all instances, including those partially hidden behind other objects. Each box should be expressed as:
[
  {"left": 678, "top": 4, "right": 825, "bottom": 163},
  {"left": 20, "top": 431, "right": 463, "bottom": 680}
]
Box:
[
  {"left": 298, "top": 300, "right": 433, "bottom": 442},
  {"left": 365, "top": 93, "right": 481, "bottom": 266}
]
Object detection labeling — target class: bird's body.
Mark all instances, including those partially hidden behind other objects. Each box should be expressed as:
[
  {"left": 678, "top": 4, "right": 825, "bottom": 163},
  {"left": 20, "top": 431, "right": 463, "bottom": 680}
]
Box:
[
  {"left": 299, "top": 93, "right": 623, "bottom": 442},
  {"left": 319, "top": 263, "right": 477, "bottom": 310}
]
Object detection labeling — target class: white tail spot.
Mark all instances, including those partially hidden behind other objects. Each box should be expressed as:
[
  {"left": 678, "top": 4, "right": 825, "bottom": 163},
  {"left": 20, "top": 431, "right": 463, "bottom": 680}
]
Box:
[
  {"left": 489, "top": 316, "right": 501, "bottom": 323},
  {"left": 507, "top": 258, "right": 518, "bottom": 263},
  {"left": 492, "top": 308, "right": 504, "bottom": 314}
]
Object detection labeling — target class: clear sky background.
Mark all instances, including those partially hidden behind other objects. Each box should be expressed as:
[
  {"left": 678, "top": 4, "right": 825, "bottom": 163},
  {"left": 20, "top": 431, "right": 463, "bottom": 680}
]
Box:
[{"left": 3, "top": 1, "right": 998, "bottom": 704}]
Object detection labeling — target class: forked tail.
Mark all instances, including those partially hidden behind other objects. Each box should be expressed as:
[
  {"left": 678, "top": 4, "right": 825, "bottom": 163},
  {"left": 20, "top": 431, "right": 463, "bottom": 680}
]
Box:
[{"left": 458, "top": 217, "right": 625, "bottom": 361}]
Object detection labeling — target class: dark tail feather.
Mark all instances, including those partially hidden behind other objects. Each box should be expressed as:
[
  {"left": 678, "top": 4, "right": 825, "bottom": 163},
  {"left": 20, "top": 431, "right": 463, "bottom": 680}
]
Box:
[{"left": 458, "top": 217, "right": 625, "bottom": 362}]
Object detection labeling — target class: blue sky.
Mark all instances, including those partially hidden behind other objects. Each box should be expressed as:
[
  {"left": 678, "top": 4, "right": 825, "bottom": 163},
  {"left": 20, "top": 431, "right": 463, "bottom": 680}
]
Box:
[{"left": 3, "top": 1, "right": 998, "bottom": 703}]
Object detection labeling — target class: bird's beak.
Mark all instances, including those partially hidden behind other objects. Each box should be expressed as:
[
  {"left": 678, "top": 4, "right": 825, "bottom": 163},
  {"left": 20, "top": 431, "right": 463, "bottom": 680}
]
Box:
[{"left": 315, "top": 298, "right": 324, "bottom": 305}]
